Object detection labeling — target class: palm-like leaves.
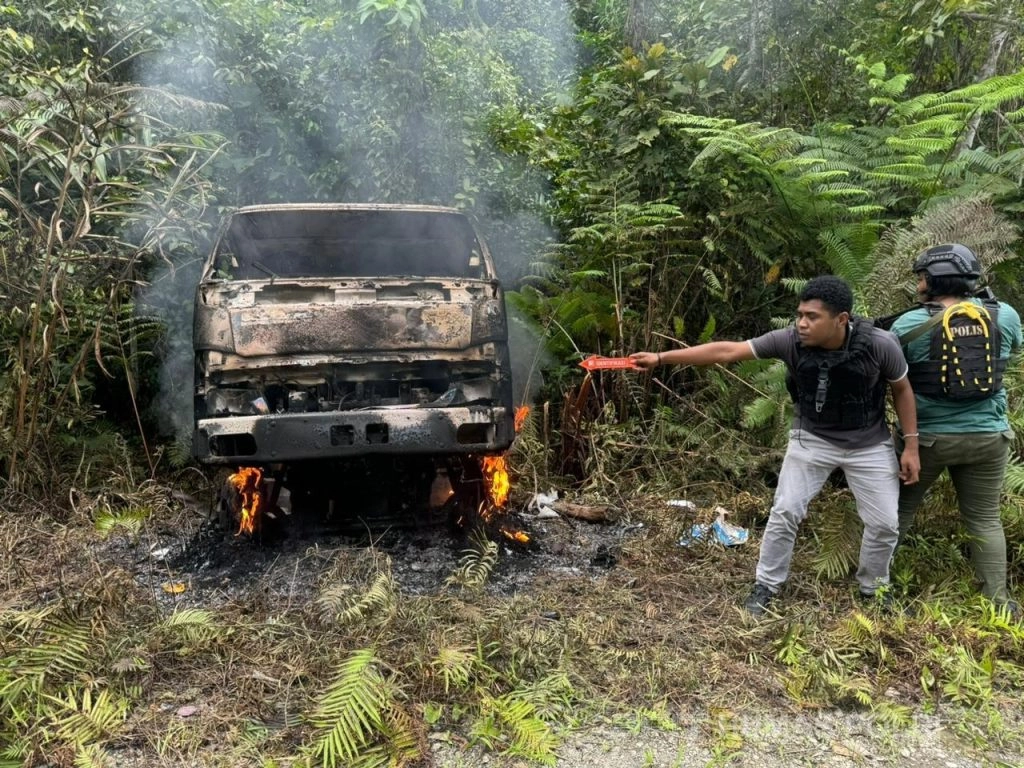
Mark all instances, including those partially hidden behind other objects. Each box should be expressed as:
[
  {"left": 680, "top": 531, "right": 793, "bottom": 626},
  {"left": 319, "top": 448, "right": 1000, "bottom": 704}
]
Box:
[
  {"left": 316, "top": 572, "right": 397, "bottom": 626},
  {"left": 304, "top": 649, "right": 393, "bottom": 768},
  {"left": 863, "top": 196, "right": 1019, "bottom": 316},
  {"left": 446, "top": 532, "right": 500, "bottom": 590}
]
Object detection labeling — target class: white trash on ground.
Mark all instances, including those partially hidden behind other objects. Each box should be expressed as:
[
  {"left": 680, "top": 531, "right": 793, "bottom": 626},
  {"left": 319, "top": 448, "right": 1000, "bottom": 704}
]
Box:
[
  {"left": 528, "top": 489, "right": 560, "bottom": 519},
  {"left": 676, "top": 504, "right": 749, "bottom": 547}
]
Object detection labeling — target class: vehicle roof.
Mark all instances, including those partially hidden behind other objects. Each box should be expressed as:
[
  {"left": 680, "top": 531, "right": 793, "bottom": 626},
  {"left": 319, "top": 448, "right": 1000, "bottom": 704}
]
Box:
[{"left": 229, "top": 203, "right": 464, "bottom": 216}]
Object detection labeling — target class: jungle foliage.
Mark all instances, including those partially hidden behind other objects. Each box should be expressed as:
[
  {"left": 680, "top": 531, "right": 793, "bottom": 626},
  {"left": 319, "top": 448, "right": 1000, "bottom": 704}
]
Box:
[
  {"left": 2, "top": 0, "right": 1023, "bottom": 487},
  {"left": 2, "top": 0, "right": 1024, "bottom": 764}
]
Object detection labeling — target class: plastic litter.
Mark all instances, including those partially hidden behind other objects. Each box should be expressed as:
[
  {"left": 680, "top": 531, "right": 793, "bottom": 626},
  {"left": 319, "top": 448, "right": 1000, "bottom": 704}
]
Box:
[
  {"left": 678, "top": 505, "right": 749, "bottom": 547},
  {"left": 667, "top": 499, "right": 697, "bottom": 510},
  {"left": 528, "top": 489, "right": 560, "bottom": 519}
]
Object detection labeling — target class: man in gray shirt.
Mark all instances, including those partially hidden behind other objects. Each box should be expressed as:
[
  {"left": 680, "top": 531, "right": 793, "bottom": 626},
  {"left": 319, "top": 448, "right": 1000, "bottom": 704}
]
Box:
[{"left": 631, "top": 276, "right": 920, "bottom": 617}]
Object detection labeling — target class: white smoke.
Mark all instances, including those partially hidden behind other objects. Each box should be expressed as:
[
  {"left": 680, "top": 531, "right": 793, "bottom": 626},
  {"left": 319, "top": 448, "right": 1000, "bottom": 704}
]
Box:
[{"left": 121, "top": 0, "right": 576, "bottom": 444}]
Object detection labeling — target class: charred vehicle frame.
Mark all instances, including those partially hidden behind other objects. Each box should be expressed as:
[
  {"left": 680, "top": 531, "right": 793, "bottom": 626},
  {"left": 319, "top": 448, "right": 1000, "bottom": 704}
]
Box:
[{"left": 192, "top": 204, "right": 516, "bottom": 526}]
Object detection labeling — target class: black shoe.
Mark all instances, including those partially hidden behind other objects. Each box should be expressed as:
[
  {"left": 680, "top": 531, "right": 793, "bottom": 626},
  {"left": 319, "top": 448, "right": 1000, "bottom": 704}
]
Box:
[
  {"left": 744, "top": 583, "right": 776, "bottom": 618},
  {"left": 858, "top": 588, "right": 896, "bottom": 613},
  {"left": 996, "top": 599, "right": 1021, "bottom": 623}
]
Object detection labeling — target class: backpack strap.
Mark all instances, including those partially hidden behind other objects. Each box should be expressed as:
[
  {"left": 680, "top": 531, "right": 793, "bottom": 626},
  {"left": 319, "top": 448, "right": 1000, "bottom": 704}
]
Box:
[
  {"left": 897, "top": 310, "right": 945, "bottom": 347},
  {"left": 873, "top": 304, "right": 919, "bottom": 332}
]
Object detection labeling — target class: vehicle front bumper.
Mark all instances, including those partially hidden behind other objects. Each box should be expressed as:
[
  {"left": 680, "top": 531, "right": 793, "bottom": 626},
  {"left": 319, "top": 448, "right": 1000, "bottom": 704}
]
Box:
[{"left": 193, "top": 406, "right": 515, "bottom": 465}]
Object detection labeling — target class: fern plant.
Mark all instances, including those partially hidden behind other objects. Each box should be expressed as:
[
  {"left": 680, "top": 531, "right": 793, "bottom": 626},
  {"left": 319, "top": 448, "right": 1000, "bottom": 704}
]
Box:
[
  {"left": 446, "top": 531, "right": 499, "bottom": 590},
  {"left": 430, "top": 646, "right": 481, "bottom": 694},
  {"left": 863, "top": 196, "right": 1018, "bottom": 316},
  {"left": 471, "top": 692, "right": 559, "bottom": 766},
  {"left": 0, "top": 603, "right": 133, "bottom": 760},
  {"left": 303, "top": 648, "right": 420, "bottom": 768},
  {"left": 317, "top": 572, "right": 397, "bottom": 626},
  {"left": 152, "top": 607, "right": 222, "bottom": 649},
  {"left": 45, "top": 686, "right": 130, "bottom": 745},
  {"left": 808, "top": 492, "right": 863, "bottom": 582}
]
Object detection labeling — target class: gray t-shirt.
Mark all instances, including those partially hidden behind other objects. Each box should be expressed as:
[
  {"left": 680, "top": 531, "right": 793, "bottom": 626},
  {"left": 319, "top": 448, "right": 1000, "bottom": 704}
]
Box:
[{"left": 748, "top": 323, "right": 908, "bottom": 448}]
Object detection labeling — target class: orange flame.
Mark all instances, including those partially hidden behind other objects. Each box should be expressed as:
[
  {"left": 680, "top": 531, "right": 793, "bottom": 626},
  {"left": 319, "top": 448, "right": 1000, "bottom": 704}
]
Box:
[
  {"left": 228, "top": 467, "right": 263, "bottom": 536},
  {"left": 477, "top": 455, "right": 530, "bottom": 543},
  {"left": 502, "top": 528, "right": 530, "bottom": 544},
  {"left": 481, "top": 455, "right": 510, "bottom": 508},
  {"left": 514, "top": 405, "right": 530, "bottom": 432}
]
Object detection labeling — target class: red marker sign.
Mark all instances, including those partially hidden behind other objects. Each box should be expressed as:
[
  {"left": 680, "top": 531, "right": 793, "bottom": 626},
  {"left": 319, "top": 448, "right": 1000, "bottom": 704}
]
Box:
[{"left": 578, "top": 355, "right": 640, "bottom": 371}]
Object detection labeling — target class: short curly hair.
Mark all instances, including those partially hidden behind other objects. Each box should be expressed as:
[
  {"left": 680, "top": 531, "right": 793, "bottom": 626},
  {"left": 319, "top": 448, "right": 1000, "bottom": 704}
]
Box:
[{"left": 798, "top": 275, "right": 853, "bottom": 316}]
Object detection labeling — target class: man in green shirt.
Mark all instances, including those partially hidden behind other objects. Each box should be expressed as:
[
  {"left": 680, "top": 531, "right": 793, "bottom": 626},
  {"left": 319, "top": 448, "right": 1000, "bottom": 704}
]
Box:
[{"left": 892, "top": 243, "right": 1022, "bottom": 618}]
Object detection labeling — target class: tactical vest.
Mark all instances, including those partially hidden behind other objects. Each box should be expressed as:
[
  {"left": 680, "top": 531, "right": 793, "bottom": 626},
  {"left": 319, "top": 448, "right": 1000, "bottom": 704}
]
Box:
[
  {"left": 905, "top": 299, "right": 1005, "bottom": 400},
  {"left": 785, "top": 318, "right": 884, "bottom": 430}
]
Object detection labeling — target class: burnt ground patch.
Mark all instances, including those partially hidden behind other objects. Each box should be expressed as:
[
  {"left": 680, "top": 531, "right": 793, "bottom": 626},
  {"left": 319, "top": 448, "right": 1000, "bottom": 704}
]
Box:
[{"left": 137, "top": 482, "right": 648, "bottom": 608}]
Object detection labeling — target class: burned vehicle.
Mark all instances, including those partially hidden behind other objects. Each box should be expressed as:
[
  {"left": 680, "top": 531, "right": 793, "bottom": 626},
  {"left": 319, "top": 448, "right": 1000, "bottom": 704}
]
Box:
[{"left": 192, "top": 204, "right": 516, "bottom": 527}]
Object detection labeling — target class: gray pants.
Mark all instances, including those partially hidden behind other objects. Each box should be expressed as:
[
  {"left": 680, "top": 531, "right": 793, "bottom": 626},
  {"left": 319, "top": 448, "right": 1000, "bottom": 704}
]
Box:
[
  {"left": 756, "top": 430, "right": 900, "bottom": 594},
  {"left": 897, "top": 431, "right": 1011, "bottom": 602}
]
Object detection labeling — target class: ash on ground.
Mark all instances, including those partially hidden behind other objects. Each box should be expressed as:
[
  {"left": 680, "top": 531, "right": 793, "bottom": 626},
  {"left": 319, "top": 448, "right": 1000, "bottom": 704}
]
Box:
[{"left": 110, "top": 489, "right": 644, "bottom": 609}]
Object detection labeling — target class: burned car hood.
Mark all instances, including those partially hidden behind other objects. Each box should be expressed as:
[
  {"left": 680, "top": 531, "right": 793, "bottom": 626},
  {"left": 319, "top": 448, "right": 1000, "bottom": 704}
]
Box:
[{"left": 196, "top": 278, "right": 504, "bottom": 358}]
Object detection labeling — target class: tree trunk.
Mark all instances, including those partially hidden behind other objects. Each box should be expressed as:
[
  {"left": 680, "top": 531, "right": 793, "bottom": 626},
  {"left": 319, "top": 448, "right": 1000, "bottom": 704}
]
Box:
[
  {"left": 624, "top": 0, "right": 649, "bottom": 51},
  {"left": 955, "top": 11, "right": 1013, "bottom": 154},
  {"left": 736, "top": 0, "right": 764, "bottom": 91}
]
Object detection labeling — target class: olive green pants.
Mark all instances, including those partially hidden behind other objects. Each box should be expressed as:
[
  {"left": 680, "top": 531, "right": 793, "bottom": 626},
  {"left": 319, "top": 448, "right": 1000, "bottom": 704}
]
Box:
[{"left": 897, "top": 431, "right": 1012, "bottom": 602}]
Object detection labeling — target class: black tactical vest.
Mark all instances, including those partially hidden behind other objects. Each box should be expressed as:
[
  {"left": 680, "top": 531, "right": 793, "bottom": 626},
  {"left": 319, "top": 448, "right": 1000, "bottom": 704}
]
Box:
[
  {"left": 905, "top": 300, "right": 1005, "bottom": 400},
  {"left": 785, "top": 318, "right": 885, "bottom": 430}
]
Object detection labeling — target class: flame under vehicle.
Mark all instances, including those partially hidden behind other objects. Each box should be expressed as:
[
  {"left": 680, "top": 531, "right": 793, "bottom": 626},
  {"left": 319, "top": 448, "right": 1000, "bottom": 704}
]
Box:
[{"left": 192, "top": 204, "right": 515, "bottom": 531}]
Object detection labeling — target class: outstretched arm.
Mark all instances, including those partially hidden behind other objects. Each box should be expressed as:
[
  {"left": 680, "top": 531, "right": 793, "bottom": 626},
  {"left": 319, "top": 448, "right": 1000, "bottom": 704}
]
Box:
[{"left": 630, "top": 341, "right": 755, "bottom": 370}]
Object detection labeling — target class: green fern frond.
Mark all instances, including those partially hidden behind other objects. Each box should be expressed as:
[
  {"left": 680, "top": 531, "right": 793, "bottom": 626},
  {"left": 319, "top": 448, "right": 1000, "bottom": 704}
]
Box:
[
  {"left": 843, "top": 611, "right": 878, "bottom": 642},
  {"left": 447, "top": 532, "right": 499, "bottom": 590},
  {"left": 815, "top": 183, "right": 872, "bottom": 200},
  {"left": 829, "top": 674, "right": 874, "bottom": 707},
  {"left": 931, "top": 643, "right": 995, "bottom": 707},
  {"left": 317, "top": 572, "right": 396, "bottom": 626},
  {"left": 430, "top": 646, "right": 479, "bottom": 693},
  {"left": 741, "top": 394, "right": 786, "bottom": 431},
  {"left": 94, "top": 507, "right": 150, "bottom": 538},
  {"left": 885, "top": 136, "right": 956, "bottom": 155},
  {"left": 159, "top": 607, "right": 215, "bottom": 628},
  {"left": 45, "top": 686, "right": 129, "bottom": 745},
  {"left": 696, "top": 266, "right": 723, "bottom": 297},
  {"left": 1004, "top": 461, "right": 1024, "bottom": 496},
  {"left": 570, "top": 269, "right": 608, "bottom": 280},
  {"left": 0, "top": 609, "right": 92, "bottom": 703},
  {"left": 473, "top": 693, "right": 559, "bottom": 765},
  {"left": 871, "top": 700, "right": 913, "bottom": 728},
  {"left": 155, "top": 607, "right": 221, "bottom": 646},
  {"left": 809, "top": 495, "right": 862, "bottom": 581},
  {"left": 659, "top": 112, "right": 737, "bottom": 132},
  {"left": 515, "top": 672, "right": 576, "bottom": 722},
  {"left": 73, "top": 743, "right": 115, "bottom": 768},
  {"left": 304, "top": 648, "right": 390, "bottom": 768},
  {"left": 341, "top": 703, "right": 422, "bottom": 768}
]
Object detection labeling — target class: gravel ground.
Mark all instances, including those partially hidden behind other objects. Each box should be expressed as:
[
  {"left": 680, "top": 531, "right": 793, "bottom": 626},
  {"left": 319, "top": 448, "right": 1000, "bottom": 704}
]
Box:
[{"left": 431, "top": 709, "right": 1018, "bottom": 767}]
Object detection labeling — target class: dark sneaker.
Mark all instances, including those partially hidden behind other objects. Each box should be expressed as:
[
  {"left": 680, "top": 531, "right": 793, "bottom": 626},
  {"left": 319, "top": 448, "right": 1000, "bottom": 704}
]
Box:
[
  {"left": 996, "top": 599, "right": 1021, "bottom": 623},
  {"left": 744, "top": 583, "right": 776, "bottom": 618},
  {"left": 858, "top": 588, "right": 896, "bottom": 613}
]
